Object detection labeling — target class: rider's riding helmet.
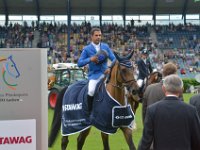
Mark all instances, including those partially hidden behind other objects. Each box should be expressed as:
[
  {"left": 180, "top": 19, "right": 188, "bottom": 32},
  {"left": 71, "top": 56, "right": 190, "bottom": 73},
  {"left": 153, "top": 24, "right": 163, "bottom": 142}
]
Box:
[
  {"left": 96, "top": 50, "right": 108, "bottom": 64},
  {"left": 141, "top": 49, "right": 149, "bottom": 55}
]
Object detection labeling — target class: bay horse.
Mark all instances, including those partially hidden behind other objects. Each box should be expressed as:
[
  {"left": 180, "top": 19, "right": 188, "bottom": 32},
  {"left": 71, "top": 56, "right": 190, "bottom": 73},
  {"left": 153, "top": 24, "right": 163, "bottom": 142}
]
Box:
[
  {"left": 138, "top": 71, "right": 162, "bottom": 101},
  {"left": 146, "top": 71, "right": 162, "bottom": 86},
  {"left": 48, "top": 50, "right": 140, "bottom": 150}
]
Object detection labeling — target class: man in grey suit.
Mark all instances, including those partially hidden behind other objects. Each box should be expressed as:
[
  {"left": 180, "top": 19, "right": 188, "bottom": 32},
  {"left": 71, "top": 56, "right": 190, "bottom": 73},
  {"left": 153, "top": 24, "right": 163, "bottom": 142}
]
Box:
[
  {"left": 190, "top": 94, "right": 200, "bottom": 117},
  {"left": 138, "top": 74, "right": 200, "bottom": 150},
  {"left": 142, "top": 62, "right": 178, "bottom": 123}
]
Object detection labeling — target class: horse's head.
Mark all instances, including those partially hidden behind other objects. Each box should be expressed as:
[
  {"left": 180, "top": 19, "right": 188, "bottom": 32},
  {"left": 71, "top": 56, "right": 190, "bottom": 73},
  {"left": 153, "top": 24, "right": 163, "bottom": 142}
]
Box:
[
  {"left": 147, "top": 71, "right": 162, "bottom": 86},
  {"left": 109, "top": 51, "right": 139, "bottom": 102}
]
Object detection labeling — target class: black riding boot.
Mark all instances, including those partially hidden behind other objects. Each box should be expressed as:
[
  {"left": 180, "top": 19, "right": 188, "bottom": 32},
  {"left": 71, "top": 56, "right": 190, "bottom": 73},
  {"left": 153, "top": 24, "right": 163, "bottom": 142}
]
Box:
[{"left": 87, "top": 95, "right": 94, "bottom": 114}]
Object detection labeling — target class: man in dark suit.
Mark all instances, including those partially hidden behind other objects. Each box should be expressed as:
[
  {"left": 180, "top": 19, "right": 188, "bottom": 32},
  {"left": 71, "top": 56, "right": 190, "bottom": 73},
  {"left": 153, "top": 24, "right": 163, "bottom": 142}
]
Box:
[
  {"left": 138, "top": 74, "right": 200, "bottom": 150},
  {"left": 190, "top": 94, "right": 200, "bottom": 117},
  {"left": 137, "top": 49, "right": 152, "bottom": 93}
]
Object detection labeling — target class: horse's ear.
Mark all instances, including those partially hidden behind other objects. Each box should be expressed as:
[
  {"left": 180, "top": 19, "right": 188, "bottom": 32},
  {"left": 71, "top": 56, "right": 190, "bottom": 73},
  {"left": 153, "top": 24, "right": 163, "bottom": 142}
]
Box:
[
  {"left": 113, "top": 50, "right": 134, "bottom": 61},
  {"left": 113, "top": 51, "right": 121, "bottom": 61},
  {"left": 155, "top": 75, "right": 158, "bottom": 80},
  {"left": 126, "top": 50, "right": 134, "bottom": 60}
]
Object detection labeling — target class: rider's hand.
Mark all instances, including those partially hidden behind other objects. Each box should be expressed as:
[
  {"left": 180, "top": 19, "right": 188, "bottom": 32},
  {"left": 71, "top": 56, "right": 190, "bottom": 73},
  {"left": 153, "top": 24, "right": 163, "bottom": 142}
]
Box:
[
  {"left": 104, "top": 68, "right": 111, "bottom": 75},
  {"left": 90, "top": 56, "right": 99, "bottom": 64}
]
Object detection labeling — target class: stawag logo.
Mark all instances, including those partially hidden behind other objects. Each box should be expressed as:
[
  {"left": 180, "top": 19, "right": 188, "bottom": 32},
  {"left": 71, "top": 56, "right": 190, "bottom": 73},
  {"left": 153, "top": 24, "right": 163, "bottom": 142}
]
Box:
[
  {"left": 0, "top": 55, "right": 20, "bottom": 90},
  {"left": 62, "top": 103, "right": 82, "bottom": 111},
  {"left": 0, "top": 136, "right": 32, "bottom": 145}
]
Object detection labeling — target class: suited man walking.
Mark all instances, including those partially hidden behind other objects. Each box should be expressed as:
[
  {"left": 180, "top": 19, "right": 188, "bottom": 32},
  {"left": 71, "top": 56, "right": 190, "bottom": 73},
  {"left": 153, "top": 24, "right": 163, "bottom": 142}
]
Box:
[
  {"left": 142, "top": 62, "right": 178, "bottom": 123},
  {"left": 190, "top": 94, "right": 200, "bottom": 117},
  {"left": 138, "top": 74, "right": 200, "bottom": 150}
]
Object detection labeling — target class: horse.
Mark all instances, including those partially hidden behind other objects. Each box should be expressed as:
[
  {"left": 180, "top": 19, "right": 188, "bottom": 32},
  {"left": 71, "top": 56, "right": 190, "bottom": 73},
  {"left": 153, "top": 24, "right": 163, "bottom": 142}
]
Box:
[
  {"left": 48, "top": 50, "right": 140, "bottom": 150},
  {"left": 138, "top": 71, "right": 163, "bottom": 101},
  {"left": 0, "top": 55, "right": 20, "bottom": 90},
  {"left": 146, "top": 71, "right": 162, "bottom": 86}
]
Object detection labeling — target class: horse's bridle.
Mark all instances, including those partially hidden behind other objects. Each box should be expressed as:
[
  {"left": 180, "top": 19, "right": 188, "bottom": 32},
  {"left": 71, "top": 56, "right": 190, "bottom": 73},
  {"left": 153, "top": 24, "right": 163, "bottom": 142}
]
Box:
[
  {"left": 108, "top": 61, "right": 137, "bottom": 90},
  {"left": 118, "top": 63, "right": 136, "bottom": 84}
]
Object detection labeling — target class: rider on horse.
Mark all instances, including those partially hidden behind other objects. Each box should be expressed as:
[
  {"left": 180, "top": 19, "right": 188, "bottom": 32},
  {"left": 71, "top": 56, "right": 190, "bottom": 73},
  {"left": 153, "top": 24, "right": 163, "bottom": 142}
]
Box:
[
  {"left": 136, "top": 49, "right": 153, "bottom": 100},
  {"left": 77, "top": 27, "right": 116, "bottom": 114}
]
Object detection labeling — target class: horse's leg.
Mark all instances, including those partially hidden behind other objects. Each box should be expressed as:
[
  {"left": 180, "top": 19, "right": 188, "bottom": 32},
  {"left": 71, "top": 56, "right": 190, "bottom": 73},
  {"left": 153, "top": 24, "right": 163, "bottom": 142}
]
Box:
[
  {"left": 133, "top": 101, "right": 139, "bottom": 114},
  {"left": 77, "top": 128, "right": 91, "bottom": 150},
  {"left": 61, "top": 136, "right": 69, "bottom": 150},
  {"left": 101, "top": 132, "right": 110, "bottom": 150},
  {"left": 127, "top": 95, "right": 139, "bottom": 116},
  {"left": 120, "top": 127, "right": 136, "bottom": 150}
]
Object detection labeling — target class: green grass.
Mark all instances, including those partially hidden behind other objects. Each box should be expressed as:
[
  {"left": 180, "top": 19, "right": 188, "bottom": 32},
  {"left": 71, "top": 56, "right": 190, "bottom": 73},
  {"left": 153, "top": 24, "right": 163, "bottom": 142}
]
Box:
[{"left": 48, "top": 93, "right": 194, "bottom": 150}]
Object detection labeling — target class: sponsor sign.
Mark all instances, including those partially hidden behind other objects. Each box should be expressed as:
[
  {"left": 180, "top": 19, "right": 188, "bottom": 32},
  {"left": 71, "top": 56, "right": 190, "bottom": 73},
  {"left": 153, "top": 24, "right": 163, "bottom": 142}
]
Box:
[
  {"left": 112, "top": 105, "right": 135, "bottom": 127},
  {"left": 0, "top": 48, "right": 48, "bottom": 150},
  {"left": 0, "top": 119, "right": 36, "bottom": 150},
  {"left": 62, "top": 102, "right": 83, "bottom": 111}
]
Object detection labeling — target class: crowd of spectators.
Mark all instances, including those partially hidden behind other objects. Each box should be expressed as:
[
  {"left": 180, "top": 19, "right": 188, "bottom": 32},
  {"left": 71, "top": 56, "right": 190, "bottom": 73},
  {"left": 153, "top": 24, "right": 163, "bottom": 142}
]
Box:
[
  {"left": 0, "top": 22, "right": 34, "bottom": 48},
  {"left": 156, "top": 23, "right": 200, "bottom": 50},
  {"left": 0, "top": 21, "right": 199, "bottom": 73}
]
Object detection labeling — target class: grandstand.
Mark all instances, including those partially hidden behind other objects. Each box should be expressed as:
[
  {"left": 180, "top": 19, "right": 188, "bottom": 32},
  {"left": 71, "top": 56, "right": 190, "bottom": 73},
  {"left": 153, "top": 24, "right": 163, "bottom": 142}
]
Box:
[{"left": 0, "top": 0, "right": 199, "bottom": 79}]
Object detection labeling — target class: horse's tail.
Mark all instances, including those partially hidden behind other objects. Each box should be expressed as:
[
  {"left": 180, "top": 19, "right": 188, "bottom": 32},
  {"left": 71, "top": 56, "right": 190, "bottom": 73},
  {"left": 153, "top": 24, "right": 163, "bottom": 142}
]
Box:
[{"left": 48, "top": 86, "right": 68, "bottom": 147}]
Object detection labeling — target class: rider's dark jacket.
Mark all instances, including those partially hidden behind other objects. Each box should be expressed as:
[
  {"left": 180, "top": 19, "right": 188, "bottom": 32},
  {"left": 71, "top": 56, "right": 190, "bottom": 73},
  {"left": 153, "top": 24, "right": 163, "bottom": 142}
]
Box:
[{"left": 137, "top": 58, "right": 152, "bottom": 80}]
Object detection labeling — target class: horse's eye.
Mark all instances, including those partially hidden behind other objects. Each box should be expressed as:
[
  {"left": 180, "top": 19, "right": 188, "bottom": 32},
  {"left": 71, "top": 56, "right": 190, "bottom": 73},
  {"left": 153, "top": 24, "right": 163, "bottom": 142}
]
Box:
[
  {"left": 132, "top": 90, "right": 138, "bottom": 95},
  {"left": 11, "top": 64, "right": 14, "bottom": 67}
]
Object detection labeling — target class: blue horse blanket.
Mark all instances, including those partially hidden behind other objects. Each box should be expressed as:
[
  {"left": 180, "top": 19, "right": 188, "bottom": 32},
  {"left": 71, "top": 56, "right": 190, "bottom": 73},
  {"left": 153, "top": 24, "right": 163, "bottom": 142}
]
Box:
[{"left": 61, "top": 80, "right": 134, "bottom": 136}]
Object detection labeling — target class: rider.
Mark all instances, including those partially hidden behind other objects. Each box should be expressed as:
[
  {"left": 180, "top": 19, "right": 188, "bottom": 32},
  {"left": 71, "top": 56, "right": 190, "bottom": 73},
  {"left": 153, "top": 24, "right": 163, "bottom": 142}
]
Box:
[
  {"left": 77, "top": 27, "right": 116, "bottom": 114},
  {"left": 137, "top": 48, "right": 153, "bottom": 97}
]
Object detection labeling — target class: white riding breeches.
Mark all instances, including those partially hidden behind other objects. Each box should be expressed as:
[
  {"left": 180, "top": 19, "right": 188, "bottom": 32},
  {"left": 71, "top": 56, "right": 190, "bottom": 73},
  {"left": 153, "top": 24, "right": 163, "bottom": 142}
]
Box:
[
  {"left": 137, "top": 78, "right": 147, "bottom": 88},
  {"left": 137, "top": 79, "right": 144, "bottom": 88},
  {"left": 88, "top": 74, "right": 105, "bottom": 96}
]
